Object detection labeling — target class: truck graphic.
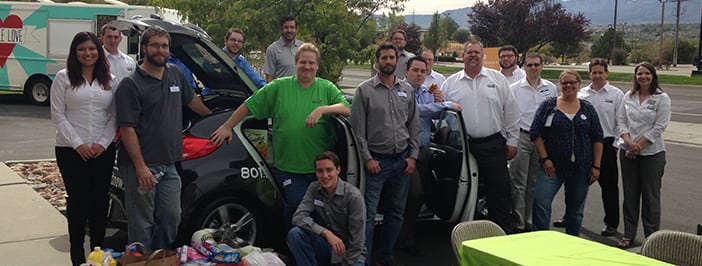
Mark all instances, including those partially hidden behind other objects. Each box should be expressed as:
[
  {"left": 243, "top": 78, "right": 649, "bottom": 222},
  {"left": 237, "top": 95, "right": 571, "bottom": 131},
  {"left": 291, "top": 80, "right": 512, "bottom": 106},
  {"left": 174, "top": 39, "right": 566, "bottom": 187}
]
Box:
[{"left": 0, "top": 1, "right": 180, "bottom": 105}]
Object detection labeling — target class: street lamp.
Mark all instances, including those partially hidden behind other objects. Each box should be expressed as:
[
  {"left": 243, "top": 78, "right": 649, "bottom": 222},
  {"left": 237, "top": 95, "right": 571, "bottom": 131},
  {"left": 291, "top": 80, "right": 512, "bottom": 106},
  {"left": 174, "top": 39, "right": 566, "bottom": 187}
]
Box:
[
  {"left": 610, "top": 0, "right": 618, "bottom": 64},
  {"left": 659, "top": 0, "right": 666, "bottom": 68}
]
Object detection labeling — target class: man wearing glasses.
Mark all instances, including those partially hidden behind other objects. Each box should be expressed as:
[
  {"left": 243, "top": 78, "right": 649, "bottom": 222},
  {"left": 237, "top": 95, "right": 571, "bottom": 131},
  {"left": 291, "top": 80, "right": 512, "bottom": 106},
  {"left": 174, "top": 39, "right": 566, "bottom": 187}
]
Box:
[
  {"left": 421, "top": 50, "right": 446, "bottom": 89},
  {"left": 509, "top": 53, "right": 557, "bottom": 233},
  {"left": 498, "top": 45, "right": 525, "bottom": 85},
  {"left": 116, "top": 26, "right": 211, "bottom": 250},
  {"left": 223, "top": 28, "right": 267, "bottom": 88}
]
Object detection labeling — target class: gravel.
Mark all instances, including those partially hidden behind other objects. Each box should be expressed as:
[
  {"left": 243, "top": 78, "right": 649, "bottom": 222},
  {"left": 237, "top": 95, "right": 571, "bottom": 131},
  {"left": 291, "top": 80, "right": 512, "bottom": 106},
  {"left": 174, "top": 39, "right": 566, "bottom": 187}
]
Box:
[{"left": 7, "top": 161, "right": 67, "bottom": 215}]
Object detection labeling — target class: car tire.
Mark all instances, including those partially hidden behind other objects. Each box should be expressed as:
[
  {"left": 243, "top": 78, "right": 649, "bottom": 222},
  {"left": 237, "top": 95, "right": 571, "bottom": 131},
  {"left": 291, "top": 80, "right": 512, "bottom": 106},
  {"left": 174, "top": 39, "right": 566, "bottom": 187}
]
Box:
[
  {"left": 189, "top": 196, "right": 268, "bottom": 246},
  {"left": 25, "top": 77, "right": 51, "bottom": 106}
]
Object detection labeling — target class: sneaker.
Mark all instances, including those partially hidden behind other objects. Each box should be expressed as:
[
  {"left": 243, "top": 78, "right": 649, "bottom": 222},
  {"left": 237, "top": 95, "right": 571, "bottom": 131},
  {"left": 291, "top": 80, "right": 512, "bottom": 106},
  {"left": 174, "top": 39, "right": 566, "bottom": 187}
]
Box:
[
  {"left": 601, "top": 225, "right": 617, "bottom": 236},
  {"left": 552, "top": 218, "right": 565, "bottom": 228}
]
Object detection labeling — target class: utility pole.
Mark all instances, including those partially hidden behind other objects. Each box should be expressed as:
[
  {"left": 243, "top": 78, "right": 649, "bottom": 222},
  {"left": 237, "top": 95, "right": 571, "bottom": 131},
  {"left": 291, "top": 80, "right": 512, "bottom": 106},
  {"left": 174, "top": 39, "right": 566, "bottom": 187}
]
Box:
[
  {"left": 672, "top": 0, "right": 686, "bottom": 67},
  {"left": 659, "top": 0, "right": 666, "bottom": 68},
  {"left": 693, "top": 3, "right": 702, "bottom": 76},
  {"left": 610, "top": 0, "right": 618, "bottom": 64}
]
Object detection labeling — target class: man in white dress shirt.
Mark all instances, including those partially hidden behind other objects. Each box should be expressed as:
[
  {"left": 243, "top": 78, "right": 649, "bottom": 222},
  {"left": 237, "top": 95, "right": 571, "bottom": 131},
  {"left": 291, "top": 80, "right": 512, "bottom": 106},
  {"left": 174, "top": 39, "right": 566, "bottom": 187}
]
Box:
[
  {"left": 421, "top": 50, "right": 446, "bottom": 88},
  {"left": 100, "top": 24, "right": 136, "bottom": 84},
  {"left": 498, "top": 45, "right": 525, "bottom": 85},
  {"left": 574, "top": 58, "right": 624, "bottom": 236},
  {"left": 441, "top": 40, "right": 519, "bottom": 233},
  {"left": 508, "top": 53, "right": 557, "bottom": 232}
]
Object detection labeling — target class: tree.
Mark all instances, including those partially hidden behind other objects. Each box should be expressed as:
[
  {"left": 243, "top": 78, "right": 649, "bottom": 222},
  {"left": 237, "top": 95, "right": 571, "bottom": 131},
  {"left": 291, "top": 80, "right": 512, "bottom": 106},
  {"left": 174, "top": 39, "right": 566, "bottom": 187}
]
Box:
[
  {"left": 144, "top": 0, "right": 408, "bottom": 83},
  {"left": 468, "top": 0, "right": 590, "bottom": 63},
  {"left": 443, "top": 16, "right": 459, "bottom": 40},
  {"left": 451, "top": 29, "right": 471, "bottom": 43},
  {"left": 424, "top": 12, "right": 448, "bottom": 54},
  {"left": 590, "top": 27, "right": 629, "bottom": 64}
]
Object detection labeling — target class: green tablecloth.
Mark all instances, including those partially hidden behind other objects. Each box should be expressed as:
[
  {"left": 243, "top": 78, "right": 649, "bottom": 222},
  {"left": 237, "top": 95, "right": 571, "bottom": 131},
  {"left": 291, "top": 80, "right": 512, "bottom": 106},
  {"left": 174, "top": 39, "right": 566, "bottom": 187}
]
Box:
[{"left": 460, "top": 230, "right": 671, "bottom": 266}]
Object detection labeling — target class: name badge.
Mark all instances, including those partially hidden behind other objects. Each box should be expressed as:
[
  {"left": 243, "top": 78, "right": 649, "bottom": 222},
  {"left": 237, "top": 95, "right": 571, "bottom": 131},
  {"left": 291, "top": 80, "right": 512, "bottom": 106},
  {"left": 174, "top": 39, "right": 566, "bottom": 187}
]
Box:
[
  {"left": 397, "top": 91, "right": 407, "bottom": 97},
  {"left": 314, "top": 199, "right": 324, "bottom": 207},
  {"left": 282, "top": 179, "right": 292, "bottom": 187},
  {"left": 170, "top": 84, "right": 180, "bottom": 92}
]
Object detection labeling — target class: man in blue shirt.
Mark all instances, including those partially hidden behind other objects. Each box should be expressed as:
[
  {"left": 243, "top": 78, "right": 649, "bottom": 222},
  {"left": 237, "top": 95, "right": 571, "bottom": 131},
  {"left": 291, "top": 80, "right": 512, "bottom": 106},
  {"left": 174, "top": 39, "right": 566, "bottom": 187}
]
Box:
[
  {"left": 223, "top": 28, "right": 267, "bottom": 88},
  {"left": 397, "top": 56, "right": 460, "bottom": 255}
]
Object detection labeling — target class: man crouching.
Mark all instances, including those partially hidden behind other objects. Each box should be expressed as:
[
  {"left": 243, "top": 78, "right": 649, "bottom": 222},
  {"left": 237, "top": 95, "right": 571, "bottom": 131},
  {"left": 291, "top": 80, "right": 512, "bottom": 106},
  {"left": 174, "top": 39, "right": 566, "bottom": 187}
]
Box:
[{"left": 287, "top": 151, "right": 366, "bottom": 266}]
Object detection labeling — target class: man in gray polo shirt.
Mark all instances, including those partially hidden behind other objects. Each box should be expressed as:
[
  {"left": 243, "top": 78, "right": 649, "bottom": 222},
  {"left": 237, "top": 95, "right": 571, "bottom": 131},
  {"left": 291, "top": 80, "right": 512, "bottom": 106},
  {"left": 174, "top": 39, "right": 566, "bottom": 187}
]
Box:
[
  {"left": 351, "top": 42, "right": 420, "bottom": 266},
  {"left": 264, "top": 15, "right": 303, "bottom": 82},
  {"left": 115, "top": 26, "right": 211, "bottom": 250}
]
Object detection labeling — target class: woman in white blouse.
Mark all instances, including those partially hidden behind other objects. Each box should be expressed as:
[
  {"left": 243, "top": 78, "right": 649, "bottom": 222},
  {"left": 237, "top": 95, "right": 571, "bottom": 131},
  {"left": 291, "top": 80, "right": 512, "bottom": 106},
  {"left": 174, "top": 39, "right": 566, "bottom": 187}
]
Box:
[
  {"left": 615, "top": 62, "right": 671, "bottom": 249},
  {"left": 50, "top": 31, "right": 116, "bottom": 266}
]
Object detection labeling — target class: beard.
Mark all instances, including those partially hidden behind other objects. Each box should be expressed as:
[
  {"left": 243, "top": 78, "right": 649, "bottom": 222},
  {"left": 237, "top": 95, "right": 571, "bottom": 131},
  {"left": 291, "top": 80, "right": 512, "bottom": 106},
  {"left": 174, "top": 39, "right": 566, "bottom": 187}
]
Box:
[
  {"left": 379, "top": 63, "right": 396, "bottom": 75},
  {"left": 499, "top": 62, "right": 515, "bottom": 69},
  {"left": 145, "top": 52, "right": 167, "bottom": 67}
]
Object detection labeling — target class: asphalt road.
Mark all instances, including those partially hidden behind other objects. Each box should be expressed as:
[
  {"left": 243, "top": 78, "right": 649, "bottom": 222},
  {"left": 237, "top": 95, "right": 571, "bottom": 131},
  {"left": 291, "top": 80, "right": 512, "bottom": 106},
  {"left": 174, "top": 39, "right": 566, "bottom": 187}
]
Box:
[{"left": 1, "top": 71, "right": 701, "bottom": 265}]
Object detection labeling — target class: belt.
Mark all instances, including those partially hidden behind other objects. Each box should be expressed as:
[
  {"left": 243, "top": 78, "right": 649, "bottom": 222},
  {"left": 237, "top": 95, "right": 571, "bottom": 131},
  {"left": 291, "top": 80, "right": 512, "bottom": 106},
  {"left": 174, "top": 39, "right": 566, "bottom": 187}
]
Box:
[
  {"left": 469, "top": 132, "right": 502, "bottom": 144},
  {"left": 520, "top": 128, "right": 530, "bottom": 134},
  {"left": 370, "top": 148, "right": 408, "bottom": 160}
]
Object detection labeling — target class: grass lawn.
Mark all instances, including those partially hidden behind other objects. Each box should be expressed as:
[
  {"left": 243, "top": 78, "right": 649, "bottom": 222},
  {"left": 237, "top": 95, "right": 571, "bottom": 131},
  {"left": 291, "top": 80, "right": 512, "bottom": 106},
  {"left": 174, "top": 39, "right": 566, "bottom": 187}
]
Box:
[{"left": 430, "top": 65, "right": 702, "bottom": 86}]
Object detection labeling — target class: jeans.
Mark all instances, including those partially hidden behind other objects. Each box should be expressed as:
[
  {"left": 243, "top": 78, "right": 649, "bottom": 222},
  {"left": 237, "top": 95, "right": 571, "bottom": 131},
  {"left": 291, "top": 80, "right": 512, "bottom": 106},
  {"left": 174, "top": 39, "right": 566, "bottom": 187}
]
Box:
[
  {"left": 280, "top": 172, "right": 316, "bottom": 231},
  {"left": 122, "top": 163, "right": 181, "bottom": 250},
  {"left": 532, "top": 168, "right": 590, "bottom": 236},
  {"left": 287, "top": 227, "right": 365, "bottom": 266},
  {"left": 56, "top": 144, "right": 116, "bottom": 266},
  {"left": 364, "top": 153, "right": 410, "bottom": 264}
]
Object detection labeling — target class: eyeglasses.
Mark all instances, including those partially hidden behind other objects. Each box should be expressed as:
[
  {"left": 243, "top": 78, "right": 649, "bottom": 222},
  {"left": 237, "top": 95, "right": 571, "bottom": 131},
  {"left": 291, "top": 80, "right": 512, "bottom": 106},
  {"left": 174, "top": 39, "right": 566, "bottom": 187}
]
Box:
[
  {"left": 560, "top": 81, "right": 579, "bottom": 86},
  {"left": 525, "top": 63, "right": 541, "bottom": 68},
  {"left": 499, "top": 54, "right": 515, "bottom": 59},
  {"left": 228, "top": 38, "right": 244, "bottom": 44},
  {"left": 147, "top": 43, "right": 169, "bottom": 50}
]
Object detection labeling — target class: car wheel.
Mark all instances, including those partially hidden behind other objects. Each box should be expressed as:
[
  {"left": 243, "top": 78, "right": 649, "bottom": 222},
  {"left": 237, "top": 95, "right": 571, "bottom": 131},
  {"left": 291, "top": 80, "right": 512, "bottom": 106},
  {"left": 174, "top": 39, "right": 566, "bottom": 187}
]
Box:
[
  {"left": 191, "top": 196, "right": 265, "bottom": 246},
  {"left": 25, "top": 77, "right": 51, "bottom": 105}
]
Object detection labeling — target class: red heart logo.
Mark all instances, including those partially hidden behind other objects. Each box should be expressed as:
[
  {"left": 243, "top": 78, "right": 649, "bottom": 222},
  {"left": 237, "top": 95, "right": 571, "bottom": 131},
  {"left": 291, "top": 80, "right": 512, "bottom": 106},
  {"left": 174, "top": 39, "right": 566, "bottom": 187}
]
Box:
[{"left": 0, "top": 15, "right": 23, "bottom": 68}]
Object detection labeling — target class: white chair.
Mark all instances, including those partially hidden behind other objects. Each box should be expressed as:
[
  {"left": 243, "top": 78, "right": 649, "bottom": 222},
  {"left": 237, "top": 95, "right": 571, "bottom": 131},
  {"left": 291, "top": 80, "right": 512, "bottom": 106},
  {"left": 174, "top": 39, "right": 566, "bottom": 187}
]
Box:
[
  {"left": 640, "top": 229, "right": 702, "bottom": 266},
  {"left": 451, "top": 220, "right": 506, "bottom": 264}
]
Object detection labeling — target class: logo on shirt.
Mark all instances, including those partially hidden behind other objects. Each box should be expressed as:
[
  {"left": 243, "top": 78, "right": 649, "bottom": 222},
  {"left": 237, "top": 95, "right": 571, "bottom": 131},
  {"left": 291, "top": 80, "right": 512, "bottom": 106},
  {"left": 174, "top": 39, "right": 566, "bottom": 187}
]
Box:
[
  {"left": 487, "top": 84, "right": 496, "bottom": 88},
  {"left": 312, "top": 99, "right": 322, "bottom": 104}
]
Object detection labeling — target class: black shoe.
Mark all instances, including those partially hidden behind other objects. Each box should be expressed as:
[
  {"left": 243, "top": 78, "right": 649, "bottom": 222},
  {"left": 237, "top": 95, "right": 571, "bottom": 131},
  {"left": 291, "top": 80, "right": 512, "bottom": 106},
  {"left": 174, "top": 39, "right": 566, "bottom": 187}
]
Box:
[
  {"left": 601, "top": 225, "right": 617, "bottom": 236},
  {"left": 552, "top": 218, "right": 565, "bottom": 228}
]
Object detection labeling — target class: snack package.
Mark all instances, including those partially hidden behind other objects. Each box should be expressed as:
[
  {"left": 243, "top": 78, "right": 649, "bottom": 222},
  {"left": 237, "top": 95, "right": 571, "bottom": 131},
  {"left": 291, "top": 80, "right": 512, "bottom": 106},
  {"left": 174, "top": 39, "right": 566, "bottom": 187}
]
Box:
[{"left": 428, "top": 83, "right": 439, "bottom": 94}]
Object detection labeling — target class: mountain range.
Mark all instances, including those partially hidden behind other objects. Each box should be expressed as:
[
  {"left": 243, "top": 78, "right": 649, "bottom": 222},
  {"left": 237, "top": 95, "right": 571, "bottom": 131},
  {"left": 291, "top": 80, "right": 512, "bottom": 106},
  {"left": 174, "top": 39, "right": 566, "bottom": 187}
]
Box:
[{"left": 403, "top": 0, "right": 702, "bottom": 29}]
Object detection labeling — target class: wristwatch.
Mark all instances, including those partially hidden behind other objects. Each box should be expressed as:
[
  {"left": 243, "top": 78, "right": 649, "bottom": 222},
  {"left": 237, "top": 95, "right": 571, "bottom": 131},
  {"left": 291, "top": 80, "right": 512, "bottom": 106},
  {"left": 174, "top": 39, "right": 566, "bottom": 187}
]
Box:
[{"left": 539, "top": 157, "right": 550, "bottom": 164}]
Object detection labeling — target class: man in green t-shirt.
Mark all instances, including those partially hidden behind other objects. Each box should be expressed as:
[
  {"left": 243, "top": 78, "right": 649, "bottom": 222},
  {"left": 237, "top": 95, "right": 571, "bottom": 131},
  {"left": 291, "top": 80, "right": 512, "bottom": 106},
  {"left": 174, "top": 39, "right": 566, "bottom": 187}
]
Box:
[{"left": 211, "top": 43, "right": 351, "bottom": 230}]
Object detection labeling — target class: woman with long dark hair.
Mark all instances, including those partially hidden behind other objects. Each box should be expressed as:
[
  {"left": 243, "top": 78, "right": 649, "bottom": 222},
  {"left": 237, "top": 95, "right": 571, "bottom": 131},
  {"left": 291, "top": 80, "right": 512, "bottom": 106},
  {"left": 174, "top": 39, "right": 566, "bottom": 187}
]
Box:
[
  {"left": 616, "top": 62, "right": 671, "bottom": 248},
  {"left": 50, "top": 31, "right": 116, "bottom": 265}
]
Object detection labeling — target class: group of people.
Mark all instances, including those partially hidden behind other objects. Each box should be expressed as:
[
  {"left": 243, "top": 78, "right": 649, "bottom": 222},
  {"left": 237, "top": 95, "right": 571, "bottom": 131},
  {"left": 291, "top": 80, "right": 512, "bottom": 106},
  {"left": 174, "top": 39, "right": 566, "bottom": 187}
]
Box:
[
  {"left": 496, "top": 47, "right": 670, "bottom": 250},
  {"left": 50, "top": 12, "right": 671, "bottom": 266}
]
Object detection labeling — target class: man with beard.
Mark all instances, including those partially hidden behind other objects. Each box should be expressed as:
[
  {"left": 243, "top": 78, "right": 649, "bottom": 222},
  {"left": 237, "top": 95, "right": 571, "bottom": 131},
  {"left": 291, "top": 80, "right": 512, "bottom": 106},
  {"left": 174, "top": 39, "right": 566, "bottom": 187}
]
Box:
[
  {"left": 223, "top": 28, "right": 267, "bottom": 88},
  {"left": 264, "top": 15, "right": 304, "bottom": 82},
  {"left": 509, "top": 53, "right": 557, "bottom": 233},
  {"left": 351, "top": 42, "right": 420, "bottom": 266},
  {"left": 441, "top": 41, "right": 519, "bottom": 234},
  {"left": 211, "top": 43, "right": 350, "bottom": 232},
  {"left": 115, "top": 26, "right": 211, "bottom": 250},
  {"left": 498, "top": 45, "right": 525, "bottom": 85},
  {"left": 372, "top": 29, "right": 415, "bottom": 80}
]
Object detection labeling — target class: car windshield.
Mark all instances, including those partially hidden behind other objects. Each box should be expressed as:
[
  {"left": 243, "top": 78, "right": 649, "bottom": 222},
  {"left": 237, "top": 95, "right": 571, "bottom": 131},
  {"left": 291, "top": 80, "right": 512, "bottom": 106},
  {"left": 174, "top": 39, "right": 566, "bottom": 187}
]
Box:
[{"left": 170, "top": 34, "right": 248, "bottom": 93}]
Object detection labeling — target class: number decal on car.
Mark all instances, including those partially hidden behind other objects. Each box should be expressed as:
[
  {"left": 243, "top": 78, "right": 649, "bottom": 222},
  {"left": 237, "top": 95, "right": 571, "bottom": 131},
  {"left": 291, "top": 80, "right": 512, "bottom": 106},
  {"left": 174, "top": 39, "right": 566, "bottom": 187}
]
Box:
[{"left": 241, "top": 167, "right": 266, "bottom": 179}]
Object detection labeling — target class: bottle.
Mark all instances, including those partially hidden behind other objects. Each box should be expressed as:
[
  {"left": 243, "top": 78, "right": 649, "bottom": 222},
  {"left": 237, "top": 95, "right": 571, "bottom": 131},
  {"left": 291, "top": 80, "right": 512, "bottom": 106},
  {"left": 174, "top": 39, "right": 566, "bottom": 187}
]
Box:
[
  {"left": 138, "top": 171, "right": 163, "bottom": 195},
  {"left": 102, "top": 252, "right": 116, "bottom": 266},
  {"left": 86, "top": 246, "right": 105, "bottom": 266}
]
